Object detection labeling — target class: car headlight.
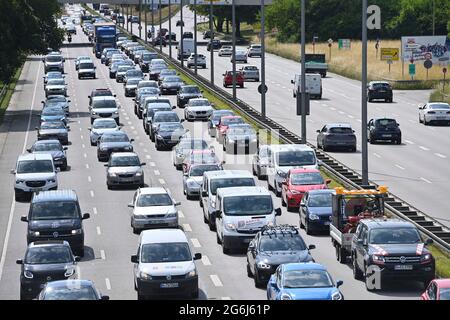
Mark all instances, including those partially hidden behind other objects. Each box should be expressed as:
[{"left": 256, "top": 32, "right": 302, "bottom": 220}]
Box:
[
  {"left": 139, "top": 271, "right": 152, "bottom": 280},
  {"left": 24, "top": 270, "right": 34, "bottom": 279},
  {"left": 166, "top": 212, "right": 177, "bottom": 218},
  {"left": 277, "top": 170, "right": 287, "bottom": 178},
  {"left": 332, "top": 291, "right": 343, "bottom": 300},
  {"left": 156, "top": 134, "right": 163, "bottom": 140},
  {"left": 92, "top": 111, "right": 97, "bottom": 115},
  {"left": 372, "top": 254, "right": 385, "bottom": 264},
  {"left": 109, "top": 172, "right": 117, "bottom": 177},
  {"left": 71, "top": 228, "right": 82, "bottom": 235},
  {"left": 225, "top": 223, "right": 236, "bottom": 231},
  {"left": 16, "top": 179, "right": 25, "bottom": 184},
  {"left": 421, "top": 253, "right": 432, "bottom": 263},
  {"left": 309, "top": 214, "right": 320, "bottom": 221},
  {"left": 187, "top": 270, "right": 197, "bottom": 278},
  {"left": 257, "top": 262, "right": 271, "bottom": 269},
  {"left": 114, "top": 111, "right": 119, "bottom": 114},
  {"left": 280, "top": 293, "right": 292, "bottom": 300},
  {"left": 64, "top": 267, "right": 76, "bottom": 277},
  {"left": 28, "top": 230, "right": 40, "bottom": 237},
  {"left": 47, "top": 178, "right": 56, "bottom": 183},
  {"left": 135, "top": 171, "right": 143, "bottom": 177}
]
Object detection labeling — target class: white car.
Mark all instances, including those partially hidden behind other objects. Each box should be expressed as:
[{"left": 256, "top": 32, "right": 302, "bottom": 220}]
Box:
[
  {"left": 184, "top": 98, "right": 214, "bottom": 121},
  {"left": 89, "top": 96, "right": 120, "bottom": 124},
  {"left": 240, "top": 65, "right": 260, "bottom": 82},
  {"left": 131, "top": 228, "right": 201, "bottom": 300},
  {"left": 128, "top": 187, "right": 180, "bottom": 234},
  {"left": 231, "top": 50, "right": 247, "bottom": 63},
  {"left": 187, "top": 53, "right": 206, "bottom": 69},
  {"left": 75, "top": 56, "right": 92, "bottom": 70},
  {"left": 89, "top": 118, "right": 121, "bottom": 146},
  {"left": 77, "top": 61, "right": 96, "bottom": 79},
  {"left": 45, "top": 79, "right": 67, "bottom": 97},
  {"left": 218, "top": 46, "right": 232, "bottom": 57},
  {"left": 247, "top": 44, "right": 262, "bottom": 57},
  {"left": 418, "top": 102, "right": 450, "bottom": 125}
]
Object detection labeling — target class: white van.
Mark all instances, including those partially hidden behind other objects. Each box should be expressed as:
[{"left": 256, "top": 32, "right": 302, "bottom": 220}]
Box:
[
  {"left": 177, "top": 38, "right": 195, "bottom": 60},
  {"left": 214, "top": 186, "right": 281, "bottom": 254},
  {"left": 131, "top": 229, "right": 201, "bottom": 299},
  {"left": 266, "top": 144, "right": 319, "bottom": 196},
  {"left": 200, "top": 170, "right": 256, "bottom": 231},
  {"left": 291, "top": 73, "right": 322, "bottom": 99}
]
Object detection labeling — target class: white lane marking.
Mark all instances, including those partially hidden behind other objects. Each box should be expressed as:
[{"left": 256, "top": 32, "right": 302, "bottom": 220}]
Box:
[
  {"left": 0, "top": 58, "right": 42, "bottom": 281},
  {"left": 127, "top": 121, "right": 132, "bottom": 125},
  {"left": 222, "top": 297, "right": 232, "bottom": 300},
  {"left": 139, "top": 142, "right": 144, "bottom": 146},
  {"left": 80, "top": 135, "right": 84, "bottom": 140},
  {"left": 307, "top": 119, "right": 314, "bottom": 123},
  {"left": 143, "top": 148, "right": 148, "bottom": 152},
  {"left": 201, "top": 255, "right": 211, "bottom": 266},
  {"left": 93, "top": 207, "right": 98, "bottom": 215},
  {"left": 321, "top": 104, "right": 328, "bottom": 107},
  {"left": 76, "top": 265, "right": 81, "bottom": 279},
  {"left": 409, "top": 119, "right": 415, "bottom": 124},
  {"left": 90, "top": 190, "right": 95, "bottom": 198},
  {"left": 145, "top": 155, "right": 151, "bottom": 160},
  {"left": 125, "top": 116, "right": 130, "bottom": 120},
  {"left": 105, "top": 278, "right": 111, "bottom": 290},
  {"left": 330, "top": 107, "right": 336, "bottom": 111},
  {"left": 348, "top": 115, "right": 354, "bottom": 119},
  {"left": 158, "top": 178, "right": 166, "bottom": 185},
  {"left": 183, "top": 224, "right": 192, "bottom": 232},
  {"left": 96, "top": 226, "right": 102, "bottom": 235},
  {"left": 356, "top": 119, "right": 362, "bottom": 123},
  {"left": 419, "top": 146, "right": 430, "bottom": 151},
  {"left": 420, "top": 177, "right": 432, "bottom": 184},
  {"left": 373, "top": 153, "right": 381, "bottom": 158},
  {"left": 82, "top": 143, "right": 85, "bottom": 148},
  {"left": 178, "top": 210, "right": 184, "bottom": 218},
  {"left": 79, "top": 128, "right": 82, "bottom": 131},
  {"left": 395, "top": 164, "right": 405, "bottom": 170},
  {"left": 83, "top": 153, "right": 87, "bottom": 158},
  {"left": 154, "top": 170, "right": 160, "bottom": 175},
  {"left": 405, "top": 140, "right": 414, "bottom": 145},
  {"left": 190, "top": 238, "right": 201, "bottom": 248},
  {"left": 88, "top": 176, "right": 92, "bottom": 182},
  {"left": 210, "top": 275, "right": 223, "bottom": 287},
  {"left": 100, "top": 250, "right": 106, "bottom": 260},
  {"left": 434, "top": 153, "right": 447, "bottom": 159},
  {"left": 150, "top": 161, "right": 156, "bottom": 166},
  {"left": 86, "top": 164, "right": 89, "bottom": 169},
  {"left": 131, "top": 126, "right": 135, "bottom": 130},
  {"left": 338, "top": 111, "right": 345, "bottom": 114}
]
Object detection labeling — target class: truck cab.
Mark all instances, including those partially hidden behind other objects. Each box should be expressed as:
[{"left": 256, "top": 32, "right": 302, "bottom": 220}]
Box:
[{"left": 303, "top": 54, "right": 328, "bottom": 78}]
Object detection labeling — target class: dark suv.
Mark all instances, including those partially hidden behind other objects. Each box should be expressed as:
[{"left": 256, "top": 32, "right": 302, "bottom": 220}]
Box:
[
  {"left": 246, "top": 225, "right": 315, "bottom": 288},
  {"left": 367, "top": 81, "right": 393, "bottom": 103},
  {"left": 17, "top": 240, "right": 79, "bottom": 300},
  {"left": 351, "top": 219, "right": 435, "bottom": 291},
  {"left": 368, "top": 118, "right": 401, "bottom": 144},
  {"left": 177, "top": 85, "right": 203, "bottom": 108},
  {"left": 21, "top": 190, "right": 90, "bottom": 257}
]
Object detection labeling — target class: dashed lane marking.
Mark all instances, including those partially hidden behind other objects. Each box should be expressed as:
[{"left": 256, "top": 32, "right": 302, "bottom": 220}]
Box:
[
  {"left": 88, "top": 176, "right": 92, "bottom": 182},
  {"left": 100, "top": 250, "right": 106, "bottom": 260},
  {"left": 90, "top": 190, "right": 95, "bottom": 198},
  {"left": 105, "top": 278, "right": 111, "bottom": 290},
  {"left": 86, "top": 164, "right": 90, "bottom": 169},
  {"left": 154, "top": 170, "right": 160, "bottom": 175},
  {"left": 190, "top": 238, "right": 201, "bottom": 248},
  {"left": 93, "top": 207, "right": 98, "bottom": 215},
  {"left": 405, "top": 140, "right": 414, "bottom": 145},
  {"left": 395, "top": 164, "right": 405, "bottom": 170},
  {"left": 201, "top": 255, "right": 211, "bottom": 266},
  {"left": 419, "top": 146, "right": 430, "bottom": 151},
  {"left": 96, "top": 226, "right": 102, "bottom": 235},
  {"left": 434, "top": 153, "right": 446, "bottom": 159},
  {"left": 178, "top": 210, "right": 184, "bottom": 218},
  {"left": 182, "top": 224, "right": 192, "bottom": 232},
  {"left": 210, "top": 275, "right": 223, "bottom": 287},
  {"left": 420, "top": 177, "right": 432, "bottom": 184},
  {"left": 158, "top": 178, "right": 166, "bottom": 185},
  {"left": 373, "top": 153, "right": 381, "bottom": 158}
]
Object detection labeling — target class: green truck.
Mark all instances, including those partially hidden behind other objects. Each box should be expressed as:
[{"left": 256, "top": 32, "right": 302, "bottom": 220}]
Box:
[{"left": 303, "top": 54, "right": 328, "bottom": 78}]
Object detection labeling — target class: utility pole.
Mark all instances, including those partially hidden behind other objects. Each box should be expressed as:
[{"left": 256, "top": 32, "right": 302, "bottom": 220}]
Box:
[
  {"left": 300, "top": 0, "right": 306, "bottom": 144},
  {"left": 126, "top": 5, "right": 129, "bottom": 32},
  {"left": 180, "top": 0, "right": 184, "bottom": 68},
  {"left": 152, "top": 0, "right": 155, "bottom": 45},
  {"left": 260, "top": 0, "right": 266, "bottom": 117},
  {"left": 209, "top": 0, "right": 214, "bottom": 85},
  {"left": 159, "top": 0, "right": 162, "bottom": 52},
  {"left": 169, "top": 0, "right": 172, "bottom": 58},
  {"left": 144, "top": 0, "right": 148, "bottom": 43},
  {"left": 432, "top": 0, "right": 435, "bottom": 35},
  {"left": 361, "top": 0, "right": 369, "bottom": 185},
  {"left": 194, "top": 0, "right": 198, "bottom": 74},
  {"left": 232, "top": 0, "right": 236, "bottom": 100},
  {"left": 139, "top": 0, "right": 142, "bottom": 39}
]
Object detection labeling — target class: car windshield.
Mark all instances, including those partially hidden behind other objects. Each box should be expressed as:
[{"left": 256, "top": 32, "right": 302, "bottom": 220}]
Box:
[
  {"left": 31, "top": 201, "right": 80, "bottom": 220},
  {"left": 25, "top": 246, "right": 72, "bottom": 264},
  {"left": 126, "top": 79, "right": 140, "bottom": 85},
  {"left": 47, "top": 80, "right": 65, "bottom": 86},
  {"left": 308, "top": 193, "right": 333, "bottom": 207},
  {"left": 165, "top": 76, "right": 181, "bottom": 82},
  {"left": 277, "top": 151, "right": 316, "bottom": 166},
  {"left": 158, "top": 123, "right": 183, "bottom": 132},
  {"left": 189, "top": 100, "right": 210, "bottom": 107},
  {"left": 110, "top": 156, "right": 140, "bottom": 167},
  {"left": 126, "top": 70, "right": 143, "bottom": 78},
  {"left": 17, "top": 160, "right": 53, "bottom": 173},
  {"left": 92, "top": 100, "right": 117, "bottom": 109},
  {"left": 283, "top": 270, "right": 333, "bottom": 288},
  {"left": 141, "top": 243, "right": 191, "bottom": 263},
  {"left": 260, "top": 235, "right": 307, "bottom": 251},
  {"left": 34, "top": 142, "right": 62, "bottom": 152},
  {"left": 93, "top": 120, "right": 117, "bottom": 129},
  {"left": 182, "top": 86, "right": 200, "bottom": 94},
  {"left": 42, "top": 108, "right": 65, "bottom": 116},
  {"left": 372, "top": 83, "right": 391, "bottom": 89},
  {"left": 79, "top": 62, "right": 94, "bottom": 69},
  {"left": 329, "top": 127, "right": 353, "bottom": 134},
  {"left": 118, "top": 66, "right": 133, "bottom": 72},
  {"left": 43, "top": 286, "right": 97, "bottom": 300},
  {"left": 222, "top": 118, "right": 244, "bottom": 126},
  {"left": 429, "top": 103, "right": 450, "bottom": 110},
  {"left": 41, "top": 122, "right": 65, "bottom": 129},
  {"left": 46, "top": 56, "right": 62, "bottom": 62},
  {"left": 179, "top": 140, "right": 208, "bottom": 150},
  {"left": 210, "top": 178, "right": 255, "bottom": 195},
  {"left": 137, "top": 193, "right": 172, "bottom": 207},
  {"left": 440, "top": 288, "right": 450, "bottom": 300},
  {"left": 223, "top": 195, "right": 273, "bottom": 216},
  {"left": 142, "top": 53, "right": 157, "bottom": 60},
  {"left": 154, "top": 113, "right": 179, "bottom": 122},
  {"left": 161, "top": 70, "right": 176, "bottom": 76},
  {"left": 291, "top": 172, "right": 324, "bottom": 185},
  {"left": 190, "top": 165, "right": 220, "bottom": 177},
  {"left": 102, "top": 134, "right": 128, "bottom": 143},
  {"left": 213, "top": 111, "right": 234, "bottom": 121},
  {"left": 369, "top": 228, "right": 422, "bottom": 244},
  {"left": 375, "top": 119, "right": 397, "bottom": 127},
  {"left": 245, "top": 66, "right": 258, "bottom": 70}
]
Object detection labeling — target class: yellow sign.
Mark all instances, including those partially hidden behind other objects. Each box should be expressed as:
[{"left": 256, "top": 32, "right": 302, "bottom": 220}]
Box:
[{"left": 380, "top": 48, "right": 399, "bottom": 61}]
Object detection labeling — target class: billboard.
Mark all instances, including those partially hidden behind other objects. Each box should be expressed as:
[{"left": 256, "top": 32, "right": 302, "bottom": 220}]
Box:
[{"left": 401, "top": 36, "right": 450, "bottom": 65}]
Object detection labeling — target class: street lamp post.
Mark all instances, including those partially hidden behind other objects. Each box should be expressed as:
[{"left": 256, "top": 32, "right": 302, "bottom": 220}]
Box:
[
  {"left": 169, "top": 0, "right": 172, "bottom": 58},
  {"left": 144, "top": 0, "right": 148, "bottom": 43},
  {"left": 126, "top": 5, "right": 129, "bottom": 31},
  {"left": 361, "top": 0, "right": 369, "bottom": 185},
  {"left": 300, "top": 0, "right": 306, "bottom": 144},
  {"left": 152, "top": 0, "right": 155, "bottom": 45},
  {"left": 194, "top": 0, "right": 198, "bottom": 74},
  {"left": 260, "top": 0, "right": 266, "bottom": 118},
  {"left": 432, "top": 0, "right": 435, "bottom": 35},
  {"left": 159, "top": 0, "right": 162, "bottom": 52},
  {"left": 139, "top": 0, "right": 142, "bottom": 39},
  {"left": 209, "top": 0, "right": 214, "bottom": 85},
  {"left": 180, "top": 0, "right": 184, "bottom": 68},
  {"left": 232, "top": 0, "right": 237, "bottom": 100}
]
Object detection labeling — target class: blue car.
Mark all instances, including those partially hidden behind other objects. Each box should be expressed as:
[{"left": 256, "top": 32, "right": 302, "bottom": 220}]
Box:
[
  {"left": 299, "top": 189, "right": 335, "bottom": 235},
  {"left": 267, "top": 263, "right": 343, "bottom": 300}
]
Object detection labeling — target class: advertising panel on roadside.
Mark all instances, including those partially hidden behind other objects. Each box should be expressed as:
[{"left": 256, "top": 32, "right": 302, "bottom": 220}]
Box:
[{"left": 401, "top": 36, "right": 450, "bottom": 65}]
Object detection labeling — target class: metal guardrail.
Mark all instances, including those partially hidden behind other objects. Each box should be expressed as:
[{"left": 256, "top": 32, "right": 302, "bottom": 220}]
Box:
[{"left": 113, "top": 16, "right": 450, "bottom": 253}]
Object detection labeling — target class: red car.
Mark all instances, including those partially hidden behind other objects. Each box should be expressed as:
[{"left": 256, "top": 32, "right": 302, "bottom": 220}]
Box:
[
  {"left": 421, "top": 279, "right": 450, "bottom": 300},
  {"left": 216, "top": 116, "right": 245, "bottom": 144},
  {"left": 281, "top": 168, "right": 331, "bottom": 211},
  {"left": 182, "top": 149, "right": 222, "bottom": 174},
  {"left": 223, "top": 71, "right": 244, "bottom": 88}
]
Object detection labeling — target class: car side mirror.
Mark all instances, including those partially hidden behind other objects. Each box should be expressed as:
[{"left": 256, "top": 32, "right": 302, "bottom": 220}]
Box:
[
  {"left": 35, "top": 127, "right": 39, "bottom": 130},
  {"left": 291, "top": 79, "right": 294, "bottom": 84},
  {"left": 26, "top": 148, "right": 32, "bottom": 153},
  {"left": 336, "top": 280, "right": 343, "bottom": 288},
  {"left": 21, "top": 216, "right": 28, "bottom": 222},
  {"left": 316, "top": 130, "right": 320, "bottom": 133},
  {"left": 63, "top": 147, "right": 68, "bottom": 150},
  {"left": 308, "top": 244, "right": 316, "bottom": 250},
  {"left": 248, "top": 242, "right": 255, "bottom": 250},
  {"left": 131, "top": 255, "right": 139, "bottom": 263},
  {"left": 128, "top": 203, "right": 134, "bottom": 208},
  {"left": 88, "top": 96, "right": 91, "bottom": 99},
  {"left": 104, "top": 164, "right": 109, "bottom": 167},
  {"left": 275, "top": 208, "right": 282, "bottom": 216},
  {"left": 16, "top": 259, "right": 23, "bottom": 265},
  {"left": 74, "top": 256, "right": 81, "bottom": 262},
  {"left": 215, "top": 210, "right": 222, "bottom": 218},
  {"left": 194, "top": 253, "right": 202, "bottom": 260},
  {"left": 174, "top": 201, "right": 181, "bottom": 206},
  {"left": 130, "top": 139, "right": 135, "bottom": 142},
  {"left": 180, "top": 119, "right": 185, "bottom": 123},
  {"left": 202, "top": 191, "right": 207, "bottom": 197},
  {"left": 82, "top": 213, "right": 90, "bottom": 220},
  {"left": 10, "top": 169, "right": 16, "bottom": 174},
  {"left": 141, "top": 162, "right": 146, "bottom": 166}
]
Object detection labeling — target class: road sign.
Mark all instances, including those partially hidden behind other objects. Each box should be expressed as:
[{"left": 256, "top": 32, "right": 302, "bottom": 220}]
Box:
[
  {"left": 380, "top": 48, "right": 399, "bottom": 61},
  {"left": 409, "top": 64, "right": 416, "bottom": 76},
  {"left": 387, "top": 59, "right": 393, "bottom": 65},
  {"left": 424, "top": 60, "right": 433, "bottom": 69},
  {"left": 258, "top": 84, "right": 268, "bottom": 94},
  {"left": 338, "top": 39, "right": 351, "bottom": 50}
]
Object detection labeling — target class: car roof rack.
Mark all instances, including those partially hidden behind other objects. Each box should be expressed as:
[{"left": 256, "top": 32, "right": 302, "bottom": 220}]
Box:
[{"left": 260, "top": 224, "right": 299, "bottom": 238}]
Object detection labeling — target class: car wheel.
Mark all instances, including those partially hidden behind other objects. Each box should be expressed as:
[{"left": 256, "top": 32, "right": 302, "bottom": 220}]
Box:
[
  {"left": 396, "top": 138, "right": 402, "bottom": 145},
  {"left": 419, "top": 115, "right": 423, "bottom": 123},
  {"left": 137, "top": 293, "right": 146, "bottom": 300},
  {"left": 352, "top": 254, "right": 364, "bottom": 280},
  {"left": 77, "top": 247, "right": 85, "bottom": 258},
  {"left": 267, "top": 179, "right": 273, "bottom": 191},
  {"left": 61, "top": 163, "right": 68, "bottom": 171},
  {"left": 216, "top": 231, "right": 222, "bottom": 244},
  {"left": 222, "top": 240, "right": 230, "bottom": 254},
  {"left": 275, "top": 185, "right": 281, "bottom": 197},
  {"left": 335, "top": 245, "right": 346, "bottom": 264},
  {"left": 132, "top": 227, "right": 140, "bottom": 235},
  {"left": 305, "top": 219, "right": 312, "bottom": 235},
  {"left": 254, "top": 270, "right": 263, "bottom": 288},
  {"left": 209, "top": 217, "right": 216, "bottom": 231},
  {"left": 247, "top": 262, "right": 253, "bottom": 278},
  {"left": 424, "top": 117, "right": 429, "bottom": 125},
  {"left": 299, "top": 215, "right": 305, "bottom": 229},
  {"left": 281, "top": 195, "right": 286, "bottom": 207},
  {"left": 190, "top": 289, "right": 199, "bottom": 299}
]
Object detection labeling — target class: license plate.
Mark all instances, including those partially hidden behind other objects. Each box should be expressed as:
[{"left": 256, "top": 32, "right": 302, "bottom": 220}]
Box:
[
  {"left": 436, "top": 116, "right": 446, "bottom": 119},
  {"left": 394, "top": 265, "right": 413, "bottom": 270},
  {"left": 324, "top": 221, "right": 330, "bottom": 226},
  {"left": 150, "top": 220, "right": 165, "bottom": 224},
  {"left": 160, "top": 283, "right": 179, "bottom": 288},
  {"left": 243, "top": 238, "right": 252, "bottom": 243},
  {"left": 382, "top": 134, "right": 392, "bottom": 137}
]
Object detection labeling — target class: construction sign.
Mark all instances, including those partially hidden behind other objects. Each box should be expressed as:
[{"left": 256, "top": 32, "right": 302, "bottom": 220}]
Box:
[{"left": 380, "top": 48, "right": 399, "bottom": 61}]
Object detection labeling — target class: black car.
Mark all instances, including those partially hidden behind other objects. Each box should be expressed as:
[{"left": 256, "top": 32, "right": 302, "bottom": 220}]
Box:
[
  {"left": 351, "top": 219, "right": 435, "bottom": 291},
  {"left": 21, "top": 190, "right": 90, "bottom": 257},
  {"left": 246, "top": 225, "right": 315, "bottom": 288},
  {"left": 207, "top": 39, "right": 222, "bottom": 51},
  {"left": 368, "top": 118, "right": 401, "bottom": 144},
  {"left": 182, "top": 31, "right": 193, "bottom": 39},
  {"left": 367, "top": 81, "right": 393, "bottom": 103},
  {"left": 139, "top": 52, "right": 158, "bottom": 72},
  {"left": 27, "top": 140, "right": 68, "bottom": 170},
  {"left": 152, "top": 36, "right": 167, "bottom": 47},
  {"left": 160, "top": 76, "right": 184, "bottom": 95},
  {"left": 37, "top": 279, "right": 109, "bottom": 300},
  {"left": 97, "top": 131, "right": 134, "bottom": 161},
  {"left": 36, "top": 121, "right": 70, "bottom": 145},
  {"left": 177, "top": 85, "right": 203, "bottom": 108},
  {"left": 316, "top": 123, "right": 357, "bottom": 152},
  {"left": 17, "top": 240, "right": 80, "bottom": 300},
  {"left": 149, "top": 64, "right": 167, "bottom": 81},
  {"left": 154, "top": 122, "right": 187, "bottom": 150}
]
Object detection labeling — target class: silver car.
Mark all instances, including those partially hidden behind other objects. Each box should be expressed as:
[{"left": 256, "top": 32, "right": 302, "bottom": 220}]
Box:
[
  {"left": 172, "top": 138, "right": 209, "bottom": 170},
  {"left": 128, "top": 187, "right": 180, "bottom": 233},
  {"left": 240, "top": 65, "right": 260, "bottom": 82},
  {"left": 247, "top": 44, "right": 262, "bottom": 57},
  {"left": 183, "top": 163, "right": 222, "bottom": 200},
  {"left": 45, "top": 79, "right": 67, "bottom": 97},
  {"left": 89, "top": 118, "right": 121, "bottom": 146},
  {"left": 252, "top": 145, "right": 270, "bottom": 180},
  {"left": 105, "top": 152, "right": 145, "bottom": 189}
]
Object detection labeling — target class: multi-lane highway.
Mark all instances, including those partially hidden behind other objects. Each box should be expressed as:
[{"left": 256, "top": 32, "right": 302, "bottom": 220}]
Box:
[
  {"left": 124, "top": 7, "right": 450, "bottom": 228},
  {"left": 0, "top": 6, "right": 430, "bottom": 300}
]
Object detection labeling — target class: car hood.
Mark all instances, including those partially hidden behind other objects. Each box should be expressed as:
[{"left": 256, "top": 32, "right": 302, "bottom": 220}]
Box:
[
  {"left": 33, "top": 150, "right": 65, "bottom": 159},
  {"left": 39, "top": 128, "right": 67, "bottom": 135},
  {"left": 186, "top": 176, "right": 203, "bottom": 185},
  {"left": 281, "top": 287, "right": 337, "bottom": 300},
  {"left": 258, "top": 250, "right": 313, "bottom": 265},
  {"left": 99, "top": 142, "right": 132, "bottom": 149},
  {"left": 288, "top": 184, "right": 327, "bottom": 192},
  {"left": 307, "top": 206, "right": 332, "bottom": 215},
  {"left": 25, "top": 262, "right": 74, "bottom": 274},
  {"left": 368, "top": 243, "right": 429, "bottom": 256},
  {"left": 133, "top": 205, "right": 177, "bottom": 216},
  {"left": 162, "top": 82, "right": 182, "bottom": 87},
  {"left": 139, "top": 260, "right": 195, "bottom": 277},
  {"left": 187, "top": 106, "right": 213, "bottom": 112},
  {"left": 92, "top": 128, "right": 119, "bottom": 135},
  {"left": 92, "top": 108, "right": 118, "bottom": 114},
  {"left": 46, "top": 85, "right": 65, "bottom": 90},
  {"left": 16, "top": 172, "right": 56, "bottom": 180},
  {"left": 108, "top": 166, "right": 141, "bottom": 174},
  {"left": 29, "top": 219, "right": 81, "bottom": 231}
]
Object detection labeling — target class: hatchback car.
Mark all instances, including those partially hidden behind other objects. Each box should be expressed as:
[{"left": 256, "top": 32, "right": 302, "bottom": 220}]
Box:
[
  {"left": 367, "top": 118, "right": 401, "bottom": 144},
  {"left": 37, "top": 280, "right": 108, "bottom": 300},
  {"left": 231, "top": 50, "right": 248, "bottom": 63},
  {"left": 299, "top": 189, "right": 335, "bottom": 235},
  {"left": 89, "top": 96, "right": 120, "bottom": 125},
  {"left": 218, "top": 46, "right": 232, "bottom": 57},
  {"left": 247, "top": 44, "right": 262, "bottom": 57},
  {"left": 105, "top": 152, "right": 145, "bottom": 189},
  {"left": 206, "top": 39, "right": 221, "bottom": 51},
  {"left": 316, "top": 123, "right": 357, "bottom": 152},
  {"left": 367, "top": 81, "right": 393, "bottom": 103},
  {"left": 27, "top": 140, "right": 68, "bottom": 170},
  {"left": 97, "top": 131, "right": 134, "bottom": 161},
  {"left": 89, "top": 118, "right": 121, "bottom": 146}
]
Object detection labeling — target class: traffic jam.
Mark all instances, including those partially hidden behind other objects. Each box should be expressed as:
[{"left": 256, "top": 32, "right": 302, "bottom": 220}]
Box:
[{"left": 7, "top": 5, "right": 450, "bottom": 301}]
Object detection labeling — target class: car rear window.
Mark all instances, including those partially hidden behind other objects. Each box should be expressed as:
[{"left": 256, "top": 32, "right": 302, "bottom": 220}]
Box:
[
  {"left": 375, "top": 119, "right": 397, "bottom": 127},
  {"left": 372, "top": 83, "right": 391, "bottom": 90},
  {"left": 329, "top": 127, "right": 353, "bottom": 134}
]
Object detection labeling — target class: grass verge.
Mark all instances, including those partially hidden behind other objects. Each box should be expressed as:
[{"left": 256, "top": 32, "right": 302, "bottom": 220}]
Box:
[
  {"left": 429, "top": 245, "right": 450, "bottom": 278},
  {"left": 0, "top": 63, "right": 24, "bottom": 123},
  {"left": 430, "top": 83, "right": 450, "bottom": 104}
]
